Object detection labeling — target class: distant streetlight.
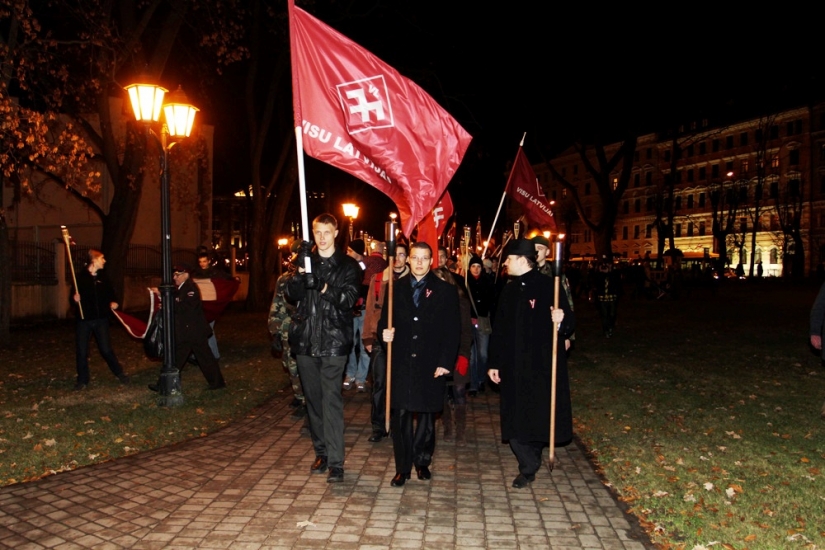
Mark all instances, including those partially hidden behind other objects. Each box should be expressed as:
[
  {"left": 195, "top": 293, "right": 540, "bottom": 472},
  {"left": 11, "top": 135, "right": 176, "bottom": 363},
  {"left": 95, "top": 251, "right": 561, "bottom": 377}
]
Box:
[
  {"left": 342, "top": 203, "right": 359, "bottom": 241},
  {"left": 125, "top": 80, "right": 199, "bottom": 407}
]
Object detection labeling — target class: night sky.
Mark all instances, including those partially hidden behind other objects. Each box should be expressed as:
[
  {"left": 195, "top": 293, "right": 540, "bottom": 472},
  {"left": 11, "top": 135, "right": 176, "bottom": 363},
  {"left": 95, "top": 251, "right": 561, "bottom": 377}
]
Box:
[{"left": 213, "top": 2, "right": 824, "bottom": 239}]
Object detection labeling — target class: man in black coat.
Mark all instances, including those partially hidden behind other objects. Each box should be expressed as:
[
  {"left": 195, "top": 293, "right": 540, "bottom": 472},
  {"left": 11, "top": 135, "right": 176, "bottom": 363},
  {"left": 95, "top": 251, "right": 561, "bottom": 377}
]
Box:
[
  {"left": 379, "top": 242, "right": 460, "bottom": 486},
  {"left": 286, "top": 213, "right": 361, "bottom": 483},
  {"left": 487, "top": 239, "right": 575, "bottom": 489},
  {"left": 151, "top": 265, "right": 226, "bottom": 391}
]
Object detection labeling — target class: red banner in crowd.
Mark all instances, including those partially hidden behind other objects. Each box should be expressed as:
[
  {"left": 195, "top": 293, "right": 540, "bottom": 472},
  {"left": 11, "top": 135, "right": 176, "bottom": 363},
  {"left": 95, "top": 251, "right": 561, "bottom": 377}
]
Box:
[
  {"left": 417, "top": 191, "right": 454, "bottom": 267},
  {"left": 288, "top": 1, "right": 472, "bottom": 236},
  {"left": 505, "top": 147, "right": 557, "bottom": 232}
]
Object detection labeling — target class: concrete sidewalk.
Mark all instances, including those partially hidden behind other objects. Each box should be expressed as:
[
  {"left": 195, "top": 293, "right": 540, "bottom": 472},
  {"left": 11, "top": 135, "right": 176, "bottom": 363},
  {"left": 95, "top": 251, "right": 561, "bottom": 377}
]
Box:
[{"left": 0, "top": 390, "right": 653, "bottom": 549}]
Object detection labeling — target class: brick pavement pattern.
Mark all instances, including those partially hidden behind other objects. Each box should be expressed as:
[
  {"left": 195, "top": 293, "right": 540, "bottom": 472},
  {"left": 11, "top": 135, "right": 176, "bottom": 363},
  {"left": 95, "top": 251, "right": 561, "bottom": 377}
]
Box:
[{"left": 0, "top": 391, "right": 653, "bottom": 549}]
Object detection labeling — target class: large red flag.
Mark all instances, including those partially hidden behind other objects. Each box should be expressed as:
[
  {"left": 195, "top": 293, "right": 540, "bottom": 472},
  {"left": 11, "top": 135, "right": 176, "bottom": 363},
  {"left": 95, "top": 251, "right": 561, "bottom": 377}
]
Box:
[
  {"left": 288, "top": 2, "right": 472, "bottom": 236},
  {"left": 416, "top": 191, "right": 454, "bottom": 267},
  {"left": 505, "top": 147, "right": 557, "bottom": 231}
]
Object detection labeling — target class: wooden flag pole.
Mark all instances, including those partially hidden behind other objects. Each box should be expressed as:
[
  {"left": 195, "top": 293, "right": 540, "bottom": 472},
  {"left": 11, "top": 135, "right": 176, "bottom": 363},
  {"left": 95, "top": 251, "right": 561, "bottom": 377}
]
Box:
[
  {"left": 548, "top": 240, "right": 563, "bottom": 471},
  {"left": 384, "top": 213, "right": 398, "bottom": 435},
  {"left": 61, "top": 226, "right": 84, "bottom": 320}
]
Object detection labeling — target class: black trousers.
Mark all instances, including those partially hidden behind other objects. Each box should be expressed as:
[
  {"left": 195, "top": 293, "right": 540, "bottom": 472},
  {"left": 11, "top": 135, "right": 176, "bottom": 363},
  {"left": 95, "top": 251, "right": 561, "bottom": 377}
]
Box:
[
  {"left": 175, "top": 336, "right": 224, "bottom": 389},
  {"left": 391, "top": 409, "right": 435, "bottom": 475},
  {"left": 509, "top": 439, "right": 545, "bottom": 477},
  {"left": 369, "top": 347, "right": 387, "bottom": 433}
]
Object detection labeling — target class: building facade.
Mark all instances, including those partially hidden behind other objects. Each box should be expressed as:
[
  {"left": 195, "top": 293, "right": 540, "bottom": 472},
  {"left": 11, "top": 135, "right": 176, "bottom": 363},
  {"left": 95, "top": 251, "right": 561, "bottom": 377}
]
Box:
[{"left": 535, "top": 103, "right": 825, "bottom": 276}]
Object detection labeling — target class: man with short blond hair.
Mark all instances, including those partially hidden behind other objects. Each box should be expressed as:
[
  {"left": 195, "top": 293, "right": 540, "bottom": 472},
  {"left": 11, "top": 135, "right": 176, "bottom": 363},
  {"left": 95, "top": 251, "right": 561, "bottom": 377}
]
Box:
[{"left": 287, "top": 213, "right": 361, "bottom": 483}]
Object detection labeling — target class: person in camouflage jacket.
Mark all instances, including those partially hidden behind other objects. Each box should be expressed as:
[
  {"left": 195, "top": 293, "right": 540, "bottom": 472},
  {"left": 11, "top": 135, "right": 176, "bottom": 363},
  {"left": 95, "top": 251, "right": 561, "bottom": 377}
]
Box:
[{"left": 269, "top": 258, "right": 305, "bottom": 412}]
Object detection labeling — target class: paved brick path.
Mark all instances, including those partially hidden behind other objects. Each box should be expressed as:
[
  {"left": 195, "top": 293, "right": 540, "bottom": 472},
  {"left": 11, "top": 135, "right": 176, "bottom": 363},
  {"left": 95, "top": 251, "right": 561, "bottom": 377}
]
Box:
[{"left": 0, "top": 390, "right": 653, "bottom": 549}]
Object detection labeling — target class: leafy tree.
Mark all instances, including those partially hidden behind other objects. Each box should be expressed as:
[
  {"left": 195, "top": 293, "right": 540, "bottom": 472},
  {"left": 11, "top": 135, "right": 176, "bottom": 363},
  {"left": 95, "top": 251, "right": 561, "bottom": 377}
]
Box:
[{"left": 1, "top": 0, "right": 244, "bottom": 303}]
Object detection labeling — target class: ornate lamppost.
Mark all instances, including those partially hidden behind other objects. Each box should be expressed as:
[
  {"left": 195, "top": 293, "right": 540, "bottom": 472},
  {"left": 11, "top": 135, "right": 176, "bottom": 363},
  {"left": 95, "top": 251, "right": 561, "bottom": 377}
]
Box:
[{"left": 125, "top": 81, "right": 199, "bottom": 407}]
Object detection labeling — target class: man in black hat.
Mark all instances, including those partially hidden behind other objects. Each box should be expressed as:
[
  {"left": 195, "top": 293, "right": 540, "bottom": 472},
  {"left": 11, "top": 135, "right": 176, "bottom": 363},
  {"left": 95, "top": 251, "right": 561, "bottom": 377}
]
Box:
[
  {"left": 487, "top": 239, "right": 574, "bottom": 489},
  {"left": 151, "top": 264, "right": 226, "bottom": 391}
]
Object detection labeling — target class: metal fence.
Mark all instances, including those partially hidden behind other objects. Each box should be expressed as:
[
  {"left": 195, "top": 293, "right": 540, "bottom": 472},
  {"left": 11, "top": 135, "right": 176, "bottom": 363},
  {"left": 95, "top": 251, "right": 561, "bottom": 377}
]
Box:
[
  {"left": 12, "top": 241, "right": 57, "bottom": 284},
  {"left": 9, "top": 241, "right": 200, "bottom": 283}
]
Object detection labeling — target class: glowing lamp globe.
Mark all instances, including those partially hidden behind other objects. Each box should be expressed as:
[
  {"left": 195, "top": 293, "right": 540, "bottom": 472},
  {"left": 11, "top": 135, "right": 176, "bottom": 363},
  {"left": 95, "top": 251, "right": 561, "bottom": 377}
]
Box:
[
  {"left": 163, "top": 86, "right": 199, "bottom": 138},
  {"left": 125, "top": 81, "right": 167, "bottom": 123}
]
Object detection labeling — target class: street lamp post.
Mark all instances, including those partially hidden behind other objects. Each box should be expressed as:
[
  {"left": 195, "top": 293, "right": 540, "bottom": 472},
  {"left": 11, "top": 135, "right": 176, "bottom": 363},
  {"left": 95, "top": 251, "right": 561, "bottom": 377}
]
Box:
[
  {"left": 125, "top": 81, "right": 199, "bottom": 407},
  {"left": 342, "top": 203, "right": 359, "bottom": 242}
]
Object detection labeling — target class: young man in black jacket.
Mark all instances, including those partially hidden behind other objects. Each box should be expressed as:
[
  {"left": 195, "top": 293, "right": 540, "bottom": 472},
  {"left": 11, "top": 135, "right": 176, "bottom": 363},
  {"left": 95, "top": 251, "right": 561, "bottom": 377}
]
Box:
[
  {"left": 286, "top": 213, "right": 361, "bottom": 483},
  {"left": 72, "top": 250, "right": 130, "bottom": 390}
]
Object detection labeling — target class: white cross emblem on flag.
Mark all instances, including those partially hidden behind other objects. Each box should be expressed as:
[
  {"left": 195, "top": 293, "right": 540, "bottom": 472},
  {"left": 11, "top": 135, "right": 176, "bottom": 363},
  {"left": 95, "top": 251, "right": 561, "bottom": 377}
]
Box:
[{"left": 337, "top": 75, "right": 395, "bottom": 134}]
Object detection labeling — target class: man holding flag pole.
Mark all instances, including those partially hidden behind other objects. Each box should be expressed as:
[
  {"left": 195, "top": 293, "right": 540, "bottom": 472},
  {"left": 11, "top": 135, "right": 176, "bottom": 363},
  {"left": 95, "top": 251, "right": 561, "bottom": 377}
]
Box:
[{"left": 288, "top": 0, "right": 471, "bottom": 480}]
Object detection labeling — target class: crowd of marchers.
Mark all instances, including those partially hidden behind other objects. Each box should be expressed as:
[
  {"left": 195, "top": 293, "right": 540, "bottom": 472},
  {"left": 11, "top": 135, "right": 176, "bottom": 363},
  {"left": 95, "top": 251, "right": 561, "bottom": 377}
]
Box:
[
  {"left": 267, "top": 213, "right": 585, "bottom": 489},
  {"left": 68, "top": 214, "right": 632, "bottom": 488}
]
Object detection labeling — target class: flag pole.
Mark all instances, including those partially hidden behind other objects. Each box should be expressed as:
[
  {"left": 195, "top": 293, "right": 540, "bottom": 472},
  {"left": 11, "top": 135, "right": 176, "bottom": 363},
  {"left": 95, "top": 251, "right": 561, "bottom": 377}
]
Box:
[
  {"left": 294, "top": 127, "right": 312, "bottom": 273},
  {"left": 60, "top": 225, "right": 84, "bottom": 320},
  {"left": 384, "top": 213, "right": 398, "bottom": 435},
  {"left": 481, "top": 133, "right": 527, "bottom": 259},
  {"left": 548, "top": 240, "right": 563, "bottom": 472}
]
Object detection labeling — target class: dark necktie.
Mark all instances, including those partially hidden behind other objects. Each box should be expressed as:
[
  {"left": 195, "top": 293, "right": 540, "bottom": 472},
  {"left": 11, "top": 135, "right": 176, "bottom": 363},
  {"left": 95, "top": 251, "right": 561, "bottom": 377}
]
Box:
[{"left": 412, "top": 277, "right": 426, "bottom": 307}]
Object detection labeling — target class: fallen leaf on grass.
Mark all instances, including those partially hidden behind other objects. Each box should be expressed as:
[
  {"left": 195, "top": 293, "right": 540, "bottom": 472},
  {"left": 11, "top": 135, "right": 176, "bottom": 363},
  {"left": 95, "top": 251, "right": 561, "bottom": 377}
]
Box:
[
  {"left": 743, "top": 534, "right": 756, "bottom": 542},
  {"left": 33, "top": 443, "right": 42, "bottom": 451},
  {"left": 704, "top": 482, "right": 714, "bottom": 491},
  {"left": 22, "top": 432, "right": 32, "bottom": 440},
  {"left": 44, "top": 439, "right": 55, "bottom": 447},
  {"left": 652, "top": 490, "right": 669, "bottom": 498}
]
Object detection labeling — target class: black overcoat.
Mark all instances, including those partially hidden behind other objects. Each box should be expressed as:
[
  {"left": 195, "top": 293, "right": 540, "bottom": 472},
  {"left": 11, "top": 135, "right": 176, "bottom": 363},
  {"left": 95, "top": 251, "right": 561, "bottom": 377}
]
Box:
[
  {"left": 174, "top": 278, "right": 213, "bottom": 343},
  {"left": 488, "top": 268, "right": 575, "bottom": 444},
  {"left": 379, "top": 271, "right": 461, "bottom": 412}
]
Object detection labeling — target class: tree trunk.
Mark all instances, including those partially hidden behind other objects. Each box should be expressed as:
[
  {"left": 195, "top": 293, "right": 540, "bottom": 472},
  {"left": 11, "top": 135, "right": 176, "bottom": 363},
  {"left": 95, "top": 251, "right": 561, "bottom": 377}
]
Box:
[
  {"left": 0, "top": 212, "right": 10, "bottom": 348},
  {"left": 593, "top": 225, "right": 614, "bottom": 261},
  {"left": 100, "top": 124, "right": 148, "bottom": 299},
  {"left": 792, "top": 231, "right": 805, "bottom": 278}
]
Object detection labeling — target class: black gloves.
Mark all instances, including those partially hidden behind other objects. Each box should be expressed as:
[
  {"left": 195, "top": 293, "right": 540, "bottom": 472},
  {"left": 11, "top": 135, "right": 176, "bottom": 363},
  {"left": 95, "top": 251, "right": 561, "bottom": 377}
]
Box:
[
  {"left": 294, "top": 240, "right": 313, "bottom": 268},
  {"left": 304, "top": 273, "right": 326, "bottom": 290}
]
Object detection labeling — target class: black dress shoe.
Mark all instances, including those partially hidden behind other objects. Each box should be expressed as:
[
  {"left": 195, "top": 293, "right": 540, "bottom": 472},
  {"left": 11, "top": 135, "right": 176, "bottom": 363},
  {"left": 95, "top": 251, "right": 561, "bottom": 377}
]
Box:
[
  {"left": 391, "top": 472, "right": 411, "bottom": 487},
  {"left": 368, "top": 431, "right": 387, "bottom": 443},
  {"left": 415, "top": 466, "right": 431, "bottom": 480},
  {"left": 512, "top": 473, "right": 534, "bottom": 489},
  {"left": 147, "top": 383, "right": 159, "bottom": 393},
  {"left": 73, "top": 382, "right": 87, "bottom": 391},
  {"left": 327, "top": 467, "right": 344, "bottom": 483},
  {"left": 310, "top": 456, "right": 328, "bottom": 474}
]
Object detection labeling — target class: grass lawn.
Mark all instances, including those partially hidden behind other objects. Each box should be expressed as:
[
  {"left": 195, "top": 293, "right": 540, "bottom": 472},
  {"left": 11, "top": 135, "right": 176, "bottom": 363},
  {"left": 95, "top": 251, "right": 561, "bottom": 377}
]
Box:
[
  {"left": 569, "top": 278, "right": 825, "bottom": 549},
  {"left": 0, "top": 307, "right": 289, "bottom": 486}
]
